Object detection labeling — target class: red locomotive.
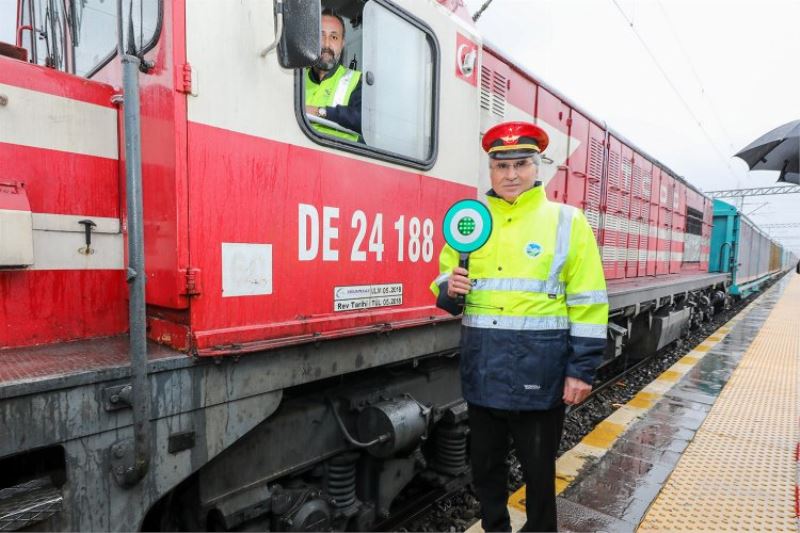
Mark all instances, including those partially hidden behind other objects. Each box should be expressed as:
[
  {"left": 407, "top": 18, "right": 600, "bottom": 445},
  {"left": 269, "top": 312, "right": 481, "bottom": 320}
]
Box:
[{"left": 0, "top": 1, "right": 790, "bottom": 530}]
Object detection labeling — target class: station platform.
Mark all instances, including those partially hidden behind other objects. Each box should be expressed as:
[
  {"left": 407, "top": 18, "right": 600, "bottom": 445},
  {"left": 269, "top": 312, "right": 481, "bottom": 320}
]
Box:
[{"left": 467, "top": 272, "right": 799, "bottom": 532}]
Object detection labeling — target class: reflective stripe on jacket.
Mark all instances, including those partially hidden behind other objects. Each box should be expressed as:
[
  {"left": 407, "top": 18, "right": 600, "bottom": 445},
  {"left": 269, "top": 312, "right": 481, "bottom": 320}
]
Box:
[
  {"left": 305, "top": 65, "right": 361, "bottom": 142},
  {"left": 429, "top": 185, "right": 608, "bottom": 410}
]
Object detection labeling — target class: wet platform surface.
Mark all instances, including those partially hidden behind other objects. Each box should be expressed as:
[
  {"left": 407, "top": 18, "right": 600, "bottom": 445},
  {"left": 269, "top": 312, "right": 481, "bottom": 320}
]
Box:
[
  {"left": 559, "top": 273, "right": 798, "bottom": 532},
  {"left": 466, "top": 272, "right": 798, "bottom": 532}
]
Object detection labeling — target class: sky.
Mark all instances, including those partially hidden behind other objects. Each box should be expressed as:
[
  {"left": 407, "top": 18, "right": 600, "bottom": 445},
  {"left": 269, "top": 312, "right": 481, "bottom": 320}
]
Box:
[
  {"left": 1, "top": 0, "right": 798, "bottom": 250},
  {"left": 463, "top": 0, "right": 800, "bottom": 253},
  {"left": 0, "top": 0, "right": 11, "bottom": 42}
]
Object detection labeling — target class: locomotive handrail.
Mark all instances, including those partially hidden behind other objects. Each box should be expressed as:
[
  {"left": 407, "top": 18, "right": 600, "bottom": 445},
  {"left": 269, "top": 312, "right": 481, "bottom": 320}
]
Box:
[
  {"left": 111, "top": 0, "right": 152, "bottom": 490},
  {"left": 261, "top": 0, "right": 285, "bottom": 58}
]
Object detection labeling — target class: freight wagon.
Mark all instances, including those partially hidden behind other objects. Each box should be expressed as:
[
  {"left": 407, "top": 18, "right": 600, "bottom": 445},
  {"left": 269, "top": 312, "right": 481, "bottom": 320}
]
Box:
[
  {"left": 0, "top": 0, "right": 793, "bottom": 530},
  {"left": 710, "top": 199, "right": 794, "bottom": 297}
]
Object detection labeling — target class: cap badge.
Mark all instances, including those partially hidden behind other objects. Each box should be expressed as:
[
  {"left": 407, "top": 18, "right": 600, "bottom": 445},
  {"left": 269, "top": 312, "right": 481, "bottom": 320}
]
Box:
[{"left": 500, "top": 134, "right": 520, "bottom": 145}]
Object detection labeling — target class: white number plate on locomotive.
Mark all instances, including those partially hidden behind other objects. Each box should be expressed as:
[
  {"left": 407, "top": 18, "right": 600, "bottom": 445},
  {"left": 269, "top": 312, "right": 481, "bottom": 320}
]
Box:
[{"left": 333, "top": 283, "right": 403, "bottom": 312}]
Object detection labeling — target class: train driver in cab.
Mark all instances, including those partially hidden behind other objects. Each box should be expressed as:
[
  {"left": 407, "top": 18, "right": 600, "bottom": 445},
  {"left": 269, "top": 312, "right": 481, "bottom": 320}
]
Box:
[
  {"left": 431, "top": 122, "right": 608, "bottom": 531},
  {"left": 304, "top": 9, "right": 363, "bottom": 142}
]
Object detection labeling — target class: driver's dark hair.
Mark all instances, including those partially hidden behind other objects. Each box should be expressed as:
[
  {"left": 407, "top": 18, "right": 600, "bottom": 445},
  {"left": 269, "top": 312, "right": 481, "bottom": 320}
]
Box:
[{"left": 322, "top": 8, "right": 346, "bottom": 39}]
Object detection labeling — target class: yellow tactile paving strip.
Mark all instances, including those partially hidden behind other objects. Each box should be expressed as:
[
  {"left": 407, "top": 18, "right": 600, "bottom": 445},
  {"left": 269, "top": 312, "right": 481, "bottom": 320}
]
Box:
[
  {"left": 638, "top": 275, "right": 800, "bottom": 532},
  {"left": 506, "top": 292, "right": 758, "bottom": 515},
  {"left": 467, "top": 279, "right": 780, "bottom": 533}
]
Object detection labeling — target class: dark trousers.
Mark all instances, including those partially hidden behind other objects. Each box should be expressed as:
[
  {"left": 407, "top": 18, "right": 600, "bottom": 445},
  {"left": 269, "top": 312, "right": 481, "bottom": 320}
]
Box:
[{"left": 468, "top": 403, "right": 565, "bottom": 532}]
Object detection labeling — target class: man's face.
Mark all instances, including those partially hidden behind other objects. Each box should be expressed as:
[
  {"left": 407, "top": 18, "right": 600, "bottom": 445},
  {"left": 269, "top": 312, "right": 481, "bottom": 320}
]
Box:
[
  {"left": 489, "top": 157, "right": 538, "bottom": 202},
  {"left": 317, "top": 15, "right": 345, "bottom": 72}
]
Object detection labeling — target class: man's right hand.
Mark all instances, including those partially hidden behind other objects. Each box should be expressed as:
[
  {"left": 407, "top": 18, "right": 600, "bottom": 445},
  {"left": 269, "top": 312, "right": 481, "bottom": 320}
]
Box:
[{"left": 447, "top": 267, "right": 472, "bottom": 298}]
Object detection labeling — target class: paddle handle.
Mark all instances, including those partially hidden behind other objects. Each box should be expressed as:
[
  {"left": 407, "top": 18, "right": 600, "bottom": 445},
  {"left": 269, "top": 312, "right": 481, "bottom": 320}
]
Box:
[{"left": 456, "top": 253, "right": 469, "bottom": 307}]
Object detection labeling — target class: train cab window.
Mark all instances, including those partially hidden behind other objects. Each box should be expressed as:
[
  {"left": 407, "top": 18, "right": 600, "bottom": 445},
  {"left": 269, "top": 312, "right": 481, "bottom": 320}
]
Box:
[
  {"left": 17, "top": 0, "right": 160, "bottom": 77},
  {"left": 298, "top": 0, "right": 439, "bottom": 169}
]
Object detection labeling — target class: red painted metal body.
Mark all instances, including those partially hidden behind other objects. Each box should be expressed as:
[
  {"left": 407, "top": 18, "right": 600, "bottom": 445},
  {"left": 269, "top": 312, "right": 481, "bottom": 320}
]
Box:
[
  {"left": 185, "top": 125, "right": 469, "bottom": 353},
  {"left": 0, "top": 56, "right": 128, "bottom": 348},
  {"left": 480, "top": 46, "right": 713, "bottom": 287},
  {"left": 2, "top": 2, "right": 716, "bottom": 359}
]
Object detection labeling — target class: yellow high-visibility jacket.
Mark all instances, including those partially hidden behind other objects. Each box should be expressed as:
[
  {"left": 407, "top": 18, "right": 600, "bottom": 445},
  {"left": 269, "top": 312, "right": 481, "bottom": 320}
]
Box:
[
  {"left": 305, "top": 65, "right": 361, "bottom": 142},
  {"left": 430, "top": 185, "right": 608, "bottom": 410}
]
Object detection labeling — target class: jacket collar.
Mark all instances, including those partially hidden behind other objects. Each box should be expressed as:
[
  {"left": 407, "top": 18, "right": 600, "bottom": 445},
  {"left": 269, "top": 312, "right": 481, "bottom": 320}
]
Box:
[
  {"left": 486, "top": 182, "right": 547, "bottom": 210},
  {"left": 307, "top": 64, "right": 343, "bottom": 84}
]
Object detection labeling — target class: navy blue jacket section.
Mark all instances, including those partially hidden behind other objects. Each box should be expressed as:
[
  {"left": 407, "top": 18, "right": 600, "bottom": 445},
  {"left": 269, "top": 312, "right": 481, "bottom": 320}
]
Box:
[
  {"left": 436, "top": 281, "right": 462, "bottom": 316},
  {"left": 436, "top": 289, "right": 604, "bottom": 410},
  {"left": 459, "top": 326, "right": 570, "bottom": 411},
  {"left": 565, "top": 335, "right": 604, "bottom": 385},
  {"left": 325, "top": 82, "right": 362, "bottom": 134}
]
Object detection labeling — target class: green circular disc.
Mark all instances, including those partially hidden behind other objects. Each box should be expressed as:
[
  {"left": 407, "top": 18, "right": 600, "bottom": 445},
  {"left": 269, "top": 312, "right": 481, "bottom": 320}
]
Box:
[
  {"left": 458, "top": 217, "right": 476, "bottom": 236},
  {"left": 442, "top": 199, "right": 493, "bottom": 253}
]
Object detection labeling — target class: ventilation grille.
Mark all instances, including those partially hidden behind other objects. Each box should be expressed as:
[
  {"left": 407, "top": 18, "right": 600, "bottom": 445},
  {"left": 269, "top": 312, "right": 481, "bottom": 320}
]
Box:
[
  {"left": 480, "top": 65, "right": 507, "bottom": 118},
  {"left": 632, "top": 165, "right": 643, "bottom": 197},
  {"left": 480, "top": 66, "right": 491, "bottom": 111},
  {"left": 608, "top": 151, "right": 621, "bottom": 190},
  {"left": 642, "top": 173, "right": 653, "bottom": 202},
  {"left": 588, "top": 138, "right": 604, "bottom": 181},
  {"left": 622, "top": 160, "right": 632, "bottom": 192},
  {"left": 587, "top": 138, "right": 604, "bottom": 215}
]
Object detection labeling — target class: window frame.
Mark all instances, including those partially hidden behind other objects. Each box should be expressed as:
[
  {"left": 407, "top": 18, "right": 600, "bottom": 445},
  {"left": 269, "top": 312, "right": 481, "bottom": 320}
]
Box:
[
  {"left": 82, "top": 0, "right": 164, "bottom": 79},
  {"left": 294, "top": 0, "right": 440, "bottom": 171},
  {"left": 686, "top": 206, "right": 704, "bottom": 236}
]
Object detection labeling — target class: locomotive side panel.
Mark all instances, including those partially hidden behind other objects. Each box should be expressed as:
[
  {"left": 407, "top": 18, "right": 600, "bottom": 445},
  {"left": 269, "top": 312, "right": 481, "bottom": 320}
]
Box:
[
  {"left": 564, "top": 108, "right": 590, "bottom": 212},
  {"left": 656, "top": 171, "right": 674, "bottom": 275},
  {"left": 647, "top": 166, "right": 662, "bottom": 276},
  {"left": 117, "top": 1, "right": 192, "bottom": 312},
  {"left": 0, "top": 57, "right": 127, "bottom": 348},
  {"left": 670, "top": 180, "right": 686, "bottom": 274},
  {"left": 701, "top": 197, "right": 713, "bottom": 271},
  {"left": 535, "top": 86, "right": 572, "bottom": 203},
  {"left": 182, "top": 0, "right": 479, "bottom": 353},
  {"left": 682, "top": 187, "right": 706, "bottom": 272},
  {"left": 603, "top": 136, "right": 624, "bottom": 279},
  {"left": 632, "top": 153, "right": 651, "bottom": 276},
  {"left": 585, "top": 120, "right": 607, "bottom": 240},
  {"left": 620, "top": 143, "right": 637, "bottom": 278}
]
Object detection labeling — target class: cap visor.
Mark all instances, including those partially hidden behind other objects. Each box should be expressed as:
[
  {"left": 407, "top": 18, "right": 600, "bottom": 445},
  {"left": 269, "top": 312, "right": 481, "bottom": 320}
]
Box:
[{"left": 489, "top": 149, "right": 538, "bottom": 160}]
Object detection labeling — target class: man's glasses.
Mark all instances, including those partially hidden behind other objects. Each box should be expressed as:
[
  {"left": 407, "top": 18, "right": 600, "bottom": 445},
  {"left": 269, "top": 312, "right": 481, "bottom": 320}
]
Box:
[{"left": 490, "top": 159, "right": 535, "bottom": 172}]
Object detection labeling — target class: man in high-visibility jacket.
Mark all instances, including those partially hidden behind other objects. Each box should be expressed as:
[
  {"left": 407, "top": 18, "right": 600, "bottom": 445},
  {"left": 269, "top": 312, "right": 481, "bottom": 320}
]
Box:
[
  {"left": 430, "top": 121, "right": 608, "bottom": 532},
  {"left": 304, "top": 9, "right": 362, "bottom": 142}
]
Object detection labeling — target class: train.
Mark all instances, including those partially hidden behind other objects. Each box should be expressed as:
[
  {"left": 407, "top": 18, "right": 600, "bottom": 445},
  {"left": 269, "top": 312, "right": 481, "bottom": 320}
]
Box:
[
  {"left": 0, "top": 0, "right": 795, "bottom": 531},
  {"left": 710, "top": 199, "right": 794, "bottom": 297}
]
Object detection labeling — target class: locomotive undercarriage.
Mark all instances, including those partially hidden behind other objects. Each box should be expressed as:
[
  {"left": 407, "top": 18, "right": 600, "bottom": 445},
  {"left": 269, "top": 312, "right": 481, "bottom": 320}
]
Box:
[
  {"left": 143, "top": 357, "right": 467, "bottom": 532},
  {"left": 0, "top": 322, "right": 462, "bottom": 532}
]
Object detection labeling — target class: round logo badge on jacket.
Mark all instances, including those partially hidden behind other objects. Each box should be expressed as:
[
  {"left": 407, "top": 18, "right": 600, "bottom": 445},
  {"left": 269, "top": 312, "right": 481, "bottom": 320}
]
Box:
[{"left": 525, "top": 242, "right": 542, "bottom": 258}]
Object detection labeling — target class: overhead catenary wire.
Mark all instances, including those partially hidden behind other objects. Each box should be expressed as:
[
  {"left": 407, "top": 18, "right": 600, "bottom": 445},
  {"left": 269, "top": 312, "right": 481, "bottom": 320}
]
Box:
[
  {"left": 607, "top": 0, "right": 748, "bottom": 183},
  {"left": 744, "top": 202, "right": 770, "bottom": 216},
  {"left": 472, "top": 0, "right": 495, "bottom": 21},
  {"left": 654, "top": 0, "right": 738, "bottom": 153}
]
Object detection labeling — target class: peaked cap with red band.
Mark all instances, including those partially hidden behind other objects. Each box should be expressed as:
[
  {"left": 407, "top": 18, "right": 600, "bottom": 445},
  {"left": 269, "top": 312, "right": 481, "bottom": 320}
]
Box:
[{"left": 481, "top": 121, "right": 549, "bottom": 160}]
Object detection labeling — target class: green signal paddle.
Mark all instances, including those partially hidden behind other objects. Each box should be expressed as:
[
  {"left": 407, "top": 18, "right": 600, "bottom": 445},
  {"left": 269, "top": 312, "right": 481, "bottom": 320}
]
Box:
[{"left": 442, "top": 199, "right": 493, "bottom": 305}]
